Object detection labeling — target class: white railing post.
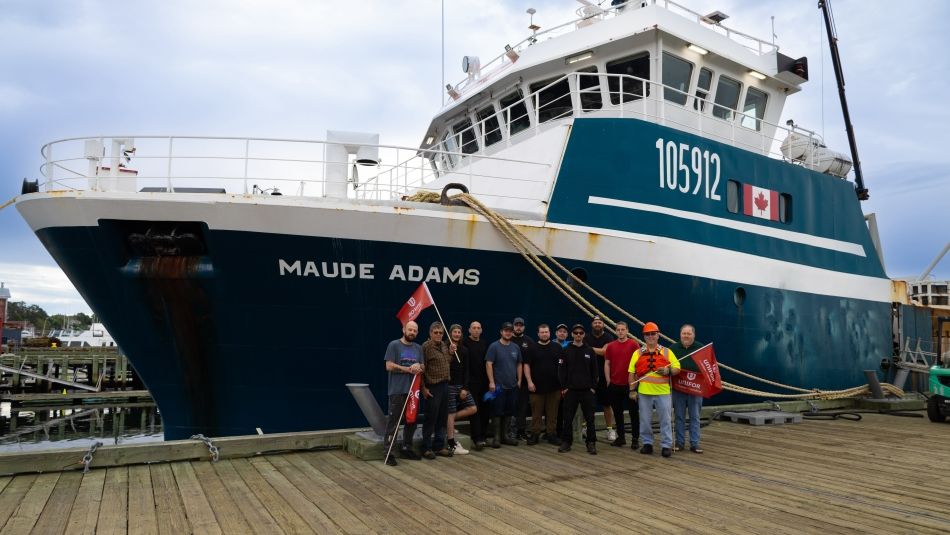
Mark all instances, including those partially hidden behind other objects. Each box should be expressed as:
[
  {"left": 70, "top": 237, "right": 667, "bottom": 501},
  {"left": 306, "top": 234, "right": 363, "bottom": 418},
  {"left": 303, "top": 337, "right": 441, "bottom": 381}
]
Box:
[
  {"left": 45, "top": 143, "right": 52, "bottom": 190},
  {"left": 620, "top": 76, "right": 625, "bottom": 118},
  {"left": 166, "top": 137, "right": 174, "bottom": 193},
  {"left": 534, "top": 93, "right": 540, "bottom": 134},
  {"left": 243, "top": 139, "right": 250, "bottom": 182}
]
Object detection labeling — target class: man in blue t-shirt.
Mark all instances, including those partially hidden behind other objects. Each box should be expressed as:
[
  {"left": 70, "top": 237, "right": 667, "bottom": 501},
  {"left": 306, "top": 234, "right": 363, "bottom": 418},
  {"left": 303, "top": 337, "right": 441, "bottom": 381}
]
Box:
[
  {"left": 383, "top": 321, "right": 425, "bottom": 466},
  {"left": 485, "top": 322, "right": 522, "bottom": 448}
]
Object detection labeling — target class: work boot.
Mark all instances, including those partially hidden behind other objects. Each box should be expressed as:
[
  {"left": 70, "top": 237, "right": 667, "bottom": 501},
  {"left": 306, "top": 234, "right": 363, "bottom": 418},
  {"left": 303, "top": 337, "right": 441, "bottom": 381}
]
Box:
[
  {"left": 661, "top": 447, "right": 672, "bottom": 458},
  {"left": 400, "top": 447, "right": 422, "bottom": 460},
  {"left": 491, "top": 419, "right": 502, "bottom": 448},
  {"left": 557, "top": 442, "right": 572, "bottom": 453},
  {"left": 384, "top": 454, "right": 398, "bottom": 466},
  {"left": 610, "top": 436, "right": 626, "bottom": 447},
  {"left": 500, "top": 418, "right": 518, "bottom": 446},
  {"left": 527, "top": 433, "right": 539, "bottom": 446},
  {"left": 639, "top": 444, "right": 653, "bottom": 455},
  {"left": 547, "top": 434, "right": 562, "bottom": 446},
  {"left": 586, "top": 442, "right": 597, "bottom": 455}
]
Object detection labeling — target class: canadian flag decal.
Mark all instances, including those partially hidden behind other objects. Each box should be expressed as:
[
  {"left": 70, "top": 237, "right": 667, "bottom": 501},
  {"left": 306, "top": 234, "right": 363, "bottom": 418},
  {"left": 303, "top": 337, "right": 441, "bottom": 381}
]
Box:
[{"left": 743, "top": 184, "right": 779, "bottom": 221}]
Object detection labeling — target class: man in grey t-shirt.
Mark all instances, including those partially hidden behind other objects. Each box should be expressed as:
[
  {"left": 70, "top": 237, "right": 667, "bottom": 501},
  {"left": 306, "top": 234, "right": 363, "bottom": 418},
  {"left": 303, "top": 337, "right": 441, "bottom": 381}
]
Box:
[
  {"left": 383, "top": 321, "right": 425, "bottom": 466},
  {"left": 485, "top": 322, "right": 522, "bottom": 448}
]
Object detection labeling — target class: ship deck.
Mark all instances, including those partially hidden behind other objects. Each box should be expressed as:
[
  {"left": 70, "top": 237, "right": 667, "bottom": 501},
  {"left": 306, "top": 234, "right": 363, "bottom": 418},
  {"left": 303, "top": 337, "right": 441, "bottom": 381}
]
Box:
[{"left": 1, "top": 412, "right": 948, "bottom": 534}]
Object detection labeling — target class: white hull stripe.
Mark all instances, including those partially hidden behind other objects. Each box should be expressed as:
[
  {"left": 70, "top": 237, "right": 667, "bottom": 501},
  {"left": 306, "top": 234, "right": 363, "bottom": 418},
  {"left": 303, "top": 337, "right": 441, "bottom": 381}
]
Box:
[
  {"left": 16, "top": 193, "right": 891, "bottom": 303},
  {"left": 588, "top": 196, "right": 867, "bottom": 257}
]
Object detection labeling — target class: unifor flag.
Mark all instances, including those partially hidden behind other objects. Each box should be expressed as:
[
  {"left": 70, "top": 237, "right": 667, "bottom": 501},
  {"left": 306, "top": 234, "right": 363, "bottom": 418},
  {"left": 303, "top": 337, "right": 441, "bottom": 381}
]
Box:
[
  {"left": 405, "top": 374, "right": 422, "bottom": 424},
  {"left": 672, "top": 343, "right": 723, "bottom": 398},
  {"left": 396, "top": 282, "right": 434, "bottom": 325},
  {"left": 743, "top": 184, "right": 779, "bottom": 221}
]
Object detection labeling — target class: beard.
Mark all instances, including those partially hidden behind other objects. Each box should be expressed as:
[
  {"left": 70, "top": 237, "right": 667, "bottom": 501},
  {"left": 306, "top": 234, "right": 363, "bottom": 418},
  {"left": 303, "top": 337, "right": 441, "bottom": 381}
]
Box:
[{"left": 405, "top": 332, "right": 416, "bottom": 341}]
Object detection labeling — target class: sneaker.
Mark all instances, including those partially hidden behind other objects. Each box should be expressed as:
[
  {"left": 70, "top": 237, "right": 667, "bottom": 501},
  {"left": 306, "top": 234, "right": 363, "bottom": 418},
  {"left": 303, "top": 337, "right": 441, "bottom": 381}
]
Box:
[
  {"left": 606, "top": 428, "right": 617, "bottom": 442},
  {"left": 690, "top": 446, "right": 704, "bottom": 454},
  {"left": 639, "top": 444, "right": 653, "bottom": 455},
  {"left": 674, "top": 443, "right": 684, "bottom": 452},
  {"left": 586, "top": 442, "right": 597, "bottom": 455},
  {"left": 422, "top": 450, "right": 436, "bottom": 460},
  {"left": 661, "top": 448, "right": 672, "bottom": 458},
  {"left": 384, "top": 455, "right": 398, "bottom": 466},
  {"left": 610, "top": 437, "right": 626, "bottom": 447},
  {"left": 557, "top": 443, "right": 572, "bottom": 453},
  {"left": 526, "top": 433, "right": 539, "bottom": 446},
  {"left": 399, "top": 448, "right": 421, "bottom": 461},
  {"left": 435, "top": 448, "right": 452, "bottom": 457},
  {"left": 453, "top": 442, "right": 470, "bottom": 455}
]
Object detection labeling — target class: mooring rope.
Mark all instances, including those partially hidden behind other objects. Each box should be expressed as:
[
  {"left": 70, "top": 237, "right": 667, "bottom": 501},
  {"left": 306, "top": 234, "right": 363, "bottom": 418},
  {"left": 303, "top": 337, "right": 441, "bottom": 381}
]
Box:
[
  {"left": 0, "top": 196, "right": 17, "bottom": 212},
  {"left": 436, "top": 191, "right": 904, "bottom": 400}
]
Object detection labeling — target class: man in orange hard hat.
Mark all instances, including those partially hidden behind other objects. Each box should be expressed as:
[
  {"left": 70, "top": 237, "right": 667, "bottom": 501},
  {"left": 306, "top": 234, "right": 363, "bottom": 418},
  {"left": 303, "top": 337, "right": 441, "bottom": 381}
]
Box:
[{"left": 627, "top": 322, "right": 680, "bottom": 458}]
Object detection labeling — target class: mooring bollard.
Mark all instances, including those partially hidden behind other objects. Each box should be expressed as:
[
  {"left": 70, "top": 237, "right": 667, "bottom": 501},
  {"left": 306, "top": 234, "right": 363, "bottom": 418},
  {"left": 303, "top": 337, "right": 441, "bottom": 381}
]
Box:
[
  {"left": 346, "top": 383, "right": 387, "bottom": 436},
  {"left": 863, "top": 370, "right": 886, "bottom": 399}
]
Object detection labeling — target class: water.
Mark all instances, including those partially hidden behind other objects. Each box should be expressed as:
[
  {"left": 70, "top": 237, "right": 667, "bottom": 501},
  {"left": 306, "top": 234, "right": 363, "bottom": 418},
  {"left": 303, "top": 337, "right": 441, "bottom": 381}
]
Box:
[{"left": 0, "top": 401, "right": 163, "bottom": 452}]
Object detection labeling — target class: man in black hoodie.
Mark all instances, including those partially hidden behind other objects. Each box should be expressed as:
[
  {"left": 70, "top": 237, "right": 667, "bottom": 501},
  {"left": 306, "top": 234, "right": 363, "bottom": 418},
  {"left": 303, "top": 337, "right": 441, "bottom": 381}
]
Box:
[
  {"left": 463, "top": 321, "right": 490, "bottom": 450},
  {"left": 558, "top": 324, "right": 599, "bottom": 455}
]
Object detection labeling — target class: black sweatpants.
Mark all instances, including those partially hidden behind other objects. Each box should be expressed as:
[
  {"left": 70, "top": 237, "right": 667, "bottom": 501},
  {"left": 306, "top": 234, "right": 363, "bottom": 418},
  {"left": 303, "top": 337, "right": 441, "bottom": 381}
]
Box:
[
  {"left": 385, "top": 393, "right": 417, "bottom": 449},
  {"left": 561, "top": 389, "right": 596, "bottom": 445},
  {"left": 469, "top": 382, "right": 491, "bottom": 441},
  {"left": 607, "top": 384, "right": 638, "bottom": 442}
]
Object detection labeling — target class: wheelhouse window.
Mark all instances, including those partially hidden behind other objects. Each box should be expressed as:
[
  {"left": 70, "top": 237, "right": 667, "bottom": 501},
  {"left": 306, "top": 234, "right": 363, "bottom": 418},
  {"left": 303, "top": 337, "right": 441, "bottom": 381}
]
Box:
[
  {"left": 694, "top": 67, "right": 713, "bottom": 111},
  {"left": 662, "top": 52, "right": 693, "bottom": 106},
  {"left": 452, "top": 118, "right": 478, "bottom": 155},
  {"left": 499, "top": 89, "right": 531, "bottom": 136},
  {"left": 606, "top": 52, "right": 650, "bottom": 104},
  {"left": 439, "top": 131, "right": 459, "bottom": 169},
  {"left": 529, "top": 76, "right": 572, "bottom": 124},
  {"left": 476, "top": 105, "right": 503, "bottom": 147},
  {"left": 726, "top": 180, "right": 740, "bottom": 213},
  {"left": 712, "top": 75, "right": 741, "bottom": 120},
  {"left": 741, "top": 87, "right": 768, "bottom": 131},
  {"left": 576, "top": 66, "right": 602, "bottom": 111}
]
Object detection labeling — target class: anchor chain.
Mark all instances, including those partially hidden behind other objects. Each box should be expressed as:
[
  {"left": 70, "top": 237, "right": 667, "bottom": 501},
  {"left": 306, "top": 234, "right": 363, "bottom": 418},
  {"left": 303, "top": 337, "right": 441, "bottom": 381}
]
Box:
[
  {"left": 82, "top": 441, "right": 103, "bottom": 473},
  {"left": 191, "top": 434, "right": 220, "bottom": 462}
]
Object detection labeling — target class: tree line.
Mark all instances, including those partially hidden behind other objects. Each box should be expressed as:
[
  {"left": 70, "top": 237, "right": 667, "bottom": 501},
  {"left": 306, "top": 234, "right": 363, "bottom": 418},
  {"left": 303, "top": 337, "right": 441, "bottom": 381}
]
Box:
[{"left": 5, "top": 301, "right": 94, "bottom": 335}]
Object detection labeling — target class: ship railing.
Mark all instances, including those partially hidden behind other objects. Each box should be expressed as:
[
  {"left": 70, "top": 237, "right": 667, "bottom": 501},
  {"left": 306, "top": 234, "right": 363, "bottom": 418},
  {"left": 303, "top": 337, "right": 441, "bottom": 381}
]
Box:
[
  {"left": 37, "top": 136, "right": 552, "bottom": 206},
  {"left": 429, "top": 71, "right": 827, "bottom": 178},
  {"left": 444, "top": 0, "right": 778, "bottom": 106}
]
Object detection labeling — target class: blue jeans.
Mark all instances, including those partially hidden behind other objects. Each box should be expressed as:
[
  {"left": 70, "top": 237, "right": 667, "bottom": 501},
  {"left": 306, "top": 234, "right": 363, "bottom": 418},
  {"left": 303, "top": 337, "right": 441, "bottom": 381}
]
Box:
[
  {"left": 672, "top": 390, "right": 703, "bottom": 448},
  {"left": 638, "top": 393, "right": 672, "bottom": 448}
]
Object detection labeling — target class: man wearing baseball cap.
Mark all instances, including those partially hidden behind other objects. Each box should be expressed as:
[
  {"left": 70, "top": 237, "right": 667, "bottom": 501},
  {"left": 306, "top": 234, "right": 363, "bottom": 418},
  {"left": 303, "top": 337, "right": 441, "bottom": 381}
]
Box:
[
  {"left": 485, "top": 321, "right": 522, "bottom": 448},
  {"left": 511, "top": 317, "right": 535, "bottom": 441},
  {"left": 558, "top": 323, "right": 599, "bottom": 455},
  {"left": 628, "top": 322, "right": 680, "bottom": 458}
]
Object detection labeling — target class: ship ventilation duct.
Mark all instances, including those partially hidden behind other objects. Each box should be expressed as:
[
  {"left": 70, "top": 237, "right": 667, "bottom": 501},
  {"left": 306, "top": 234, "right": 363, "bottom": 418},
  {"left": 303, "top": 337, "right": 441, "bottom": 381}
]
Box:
[
  {"left": 780, "top": 132, "right": 853, "bottom": 179},
  {"left": 324, "top": 131, "right": 380, "bottom": 199}
]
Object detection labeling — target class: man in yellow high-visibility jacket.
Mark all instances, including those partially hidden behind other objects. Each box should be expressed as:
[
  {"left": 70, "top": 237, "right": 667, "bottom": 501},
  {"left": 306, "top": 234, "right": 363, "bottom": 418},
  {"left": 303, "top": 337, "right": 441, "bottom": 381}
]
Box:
[{"left": 628, "top": 322, "right": 680, "bottom": 458}]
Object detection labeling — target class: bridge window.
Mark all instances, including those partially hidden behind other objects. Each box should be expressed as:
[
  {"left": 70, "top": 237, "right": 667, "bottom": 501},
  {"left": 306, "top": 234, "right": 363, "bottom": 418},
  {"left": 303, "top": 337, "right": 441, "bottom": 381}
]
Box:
[
  {"left": 726, "top": 180, "right": 740, "bottom": 213},
  {"left": 476, "top": 105, "right": 503, "bottom": 147},
  {"left": 529, "top": 76, "right": 572, "bottom": 123},
  {"left": 741, "top": 87, "right": 768, "bottom": 131},
  {"left": 453, "top": 118, "right": 478, "bottom": 154},
  {"left": 713, "top": 75, "right": 741, "bottom": 120},
  {"left": 606, "top": 52, "right": 650, "bottom": 104},
  {"left": 694, "top": 67, "right": 713, "bottom": 111},
  {"left": 439, "top": 131, "right": 459, "bottom": 169},
  {"left": 662, "top": 52, "right": 693, "bottom": 106},
  {"left": 499, "top": 89, "right": 531, "bottom": 136},
  {"left": 779, "top": 193, "right": 792, "bottom": 223},
  {"left": 576, "top": 67, "right": 602, "bottom": 111}
]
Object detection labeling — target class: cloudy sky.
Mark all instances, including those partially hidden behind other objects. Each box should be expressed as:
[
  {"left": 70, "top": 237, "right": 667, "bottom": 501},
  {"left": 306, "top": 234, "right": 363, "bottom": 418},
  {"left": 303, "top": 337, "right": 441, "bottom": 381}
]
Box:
[{"left": 1, "top": 0, "right": 947, "bottom": 314}]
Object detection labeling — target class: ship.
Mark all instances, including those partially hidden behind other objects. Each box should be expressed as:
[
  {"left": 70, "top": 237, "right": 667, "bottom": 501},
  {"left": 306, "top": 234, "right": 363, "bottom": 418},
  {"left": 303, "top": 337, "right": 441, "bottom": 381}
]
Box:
[{"left": 13, "top": 0, "right": 895, "bottom": 439}]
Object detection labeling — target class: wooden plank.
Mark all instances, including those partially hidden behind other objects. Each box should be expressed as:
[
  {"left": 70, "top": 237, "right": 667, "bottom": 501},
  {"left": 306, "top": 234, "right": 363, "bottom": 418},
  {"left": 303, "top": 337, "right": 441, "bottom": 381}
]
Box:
[
  {"left": 230, "top": 458, "right": 313, "bottom": 534},
  {"left": 1, "top": 390, "right": 151, "bottom": 402},
  {"left": 0, "top": 472, "right": 59, "bottom": 534},
  {"left": 169, "top": 462, "right": 223, "bottom": 534},
  {"left": 28, "top": 471, "right": 82, "bottom": 535},
  {"left": 0, "top": 474, "right": 37, "bottom": 529},
  {"left": 247, "top": 457, "right": 340, "bottom": 533},
  {"left": 191, "top": 462, "right": 253, "bottom": 534},
  {"left": 210, "top": 461, "right": 285, "bottom": 535},
  {"left": 149, "top": 463, "right": 189, "bottom": 535},
  {"left": 127, "top": 465, "right": 158, "bottom": 535},
  {"left": 64, "top": 470, "right": 106, "bottom": 535},
  {"left": 268, "top": 454, "right": 372, "bottom": 534},
  {"left": 0, "top": 428, "right": 359, "bottom": 476},
  {"left": 96, "top": 467, "right": 129, "bottom": 535}
]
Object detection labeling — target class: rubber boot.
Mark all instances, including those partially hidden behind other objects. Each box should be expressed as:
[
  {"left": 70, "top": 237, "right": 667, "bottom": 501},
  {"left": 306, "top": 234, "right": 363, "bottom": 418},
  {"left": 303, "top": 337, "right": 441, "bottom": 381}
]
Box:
[
  {"left": 490, "top": 418, "right": 501, "bottom": 448},
  {"left": 501, "top": 417, "right": 518, "bottom": 446}
]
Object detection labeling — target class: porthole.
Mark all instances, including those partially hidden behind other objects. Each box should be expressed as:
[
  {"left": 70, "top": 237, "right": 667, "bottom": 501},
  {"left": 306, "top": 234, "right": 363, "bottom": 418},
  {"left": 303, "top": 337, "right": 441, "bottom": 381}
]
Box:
[
  {"left": 567, "top": 267, "right": 588, "bottom": 290},
  {"left": 734, "top": 287, "right": 746, "bottom": 307}
]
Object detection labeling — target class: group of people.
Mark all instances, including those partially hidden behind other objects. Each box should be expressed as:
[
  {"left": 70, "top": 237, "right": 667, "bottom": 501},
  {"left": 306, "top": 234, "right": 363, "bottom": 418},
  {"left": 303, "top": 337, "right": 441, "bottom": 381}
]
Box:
[{"left": 382, "top": 316, "right": 707, "bottom": 466}]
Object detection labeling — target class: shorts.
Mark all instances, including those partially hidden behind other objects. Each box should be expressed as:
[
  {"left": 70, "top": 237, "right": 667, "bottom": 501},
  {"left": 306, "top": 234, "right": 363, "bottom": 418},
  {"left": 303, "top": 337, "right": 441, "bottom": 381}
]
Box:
[{"left": 448, "top": 384, "right": 476, "bottom": 413}]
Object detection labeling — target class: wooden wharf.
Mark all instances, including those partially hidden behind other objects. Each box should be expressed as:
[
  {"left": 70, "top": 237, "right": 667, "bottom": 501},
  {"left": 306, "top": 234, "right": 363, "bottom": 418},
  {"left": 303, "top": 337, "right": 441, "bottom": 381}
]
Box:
[
  {"left": 0, "top": 348, "right": 138, "bottom": 393},
  {"left": 0, "top": 411, "right": 948, "bottom": 534}
]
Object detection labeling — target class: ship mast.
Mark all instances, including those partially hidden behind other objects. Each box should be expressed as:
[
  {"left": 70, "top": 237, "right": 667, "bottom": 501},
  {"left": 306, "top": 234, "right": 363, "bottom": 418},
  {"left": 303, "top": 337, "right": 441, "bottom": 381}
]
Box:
[{"left": 819, "top": 0, "right": 869, "bottom": 200}]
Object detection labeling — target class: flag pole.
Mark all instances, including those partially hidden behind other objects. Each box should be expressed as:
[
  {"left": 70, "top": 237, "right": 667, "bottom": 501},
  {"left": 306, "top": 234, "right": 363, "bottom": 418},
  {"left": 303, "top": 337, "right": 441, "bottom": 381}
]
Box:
[
  {"left": 384, "top": 373, "right": 420, "bottom": 462},
  {"left": 423, "top": 282, "right": 461, "bottom": 363}
]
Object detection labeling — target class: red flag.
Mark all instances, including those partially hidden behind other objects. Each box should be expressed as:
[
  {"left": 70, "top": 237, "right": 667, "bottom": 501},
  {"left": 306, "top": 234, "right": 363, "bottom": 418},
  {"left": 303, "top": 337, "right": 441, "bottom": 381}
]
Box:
[
  {"left": 396, "top": 282, "right": 435, "bottom": 325},
  {"left": 673, "top": 343, "right": 722, "bottom": 398},
  {"left": 743, "top": 184, "right": 779, "bottom": 221},
  {"left": 405, "top": 374, "right": 422, "bottom": 424}
]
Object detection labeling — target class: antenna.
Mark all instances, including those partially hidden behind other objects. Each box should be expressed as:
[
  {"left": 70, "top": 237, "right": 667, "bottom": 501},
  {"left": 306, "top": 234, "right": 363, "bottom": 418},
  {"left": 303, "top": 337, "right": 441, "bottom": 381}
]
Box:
[{"left": 527, "top": 8, "right": 541, "bottom": 41}]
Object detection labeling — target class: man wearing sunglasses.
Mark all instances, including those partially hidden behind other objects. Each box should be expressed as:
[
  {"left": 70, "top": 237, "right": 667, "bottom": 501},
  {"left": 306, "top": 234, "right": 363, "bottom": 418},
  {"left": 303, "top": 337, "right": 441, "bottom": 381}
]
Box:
[
  {"left": 557, "top": 324, "right": 599, "bottom": 455},
  {"left": 628, "top": 322, "right": 680, "bottom": 458}
]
